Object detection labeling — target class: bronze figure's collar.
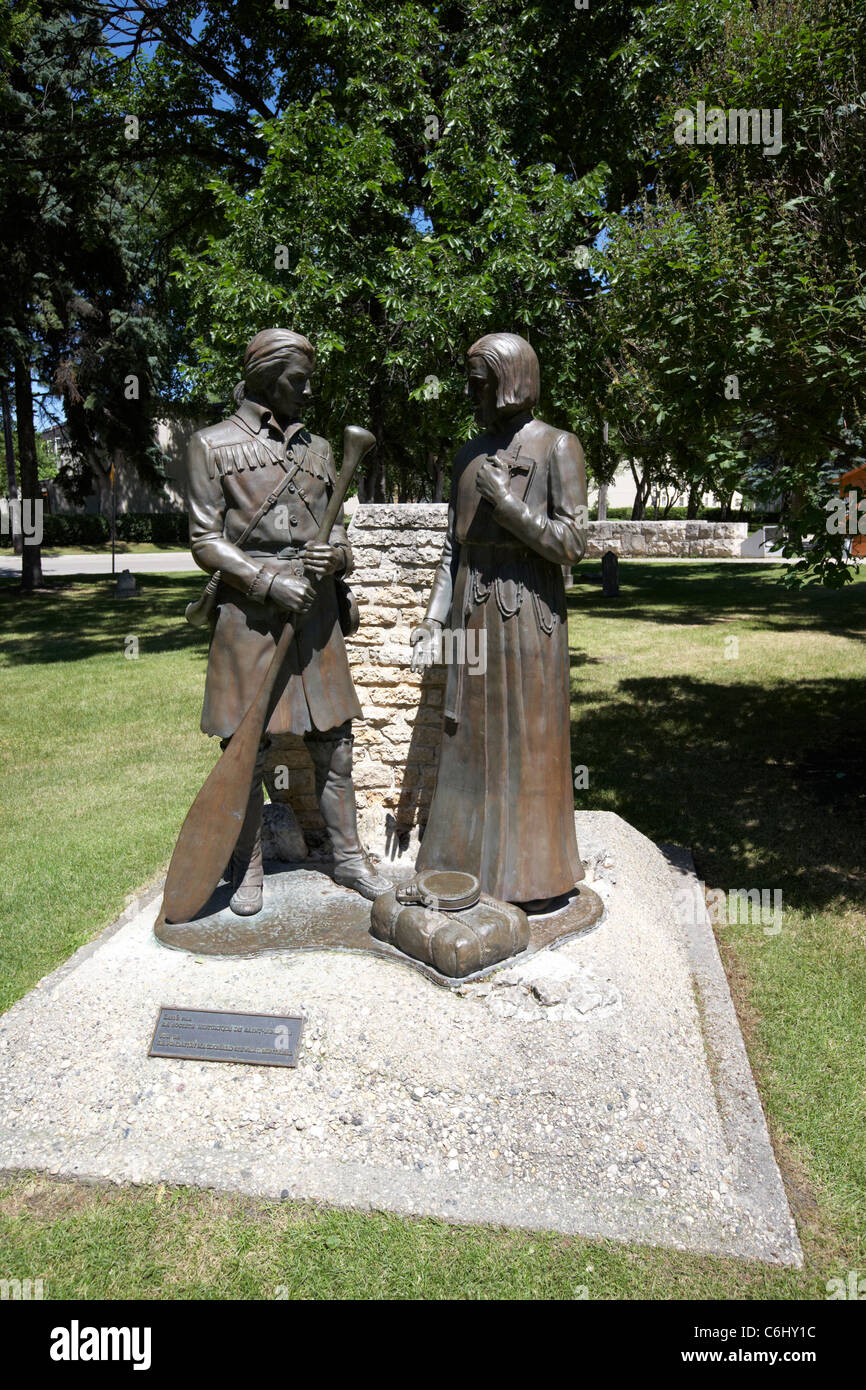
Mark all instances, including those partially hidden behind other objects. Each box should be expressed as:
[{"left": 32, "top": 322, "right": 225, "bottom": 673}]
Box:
[
  {"left": 481, "top": 409, "right": 534, "bottom": 447},
  {"left": 236, "top": 396, "right": 306, "bottom": 447}
]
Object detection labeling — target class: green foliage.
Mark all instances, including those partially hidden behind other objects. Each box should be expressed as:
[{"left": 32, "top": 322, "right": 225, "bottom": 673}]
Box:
[
  {"left": 595, "top": 0, "right": 866, "bottom": 576},
  {"left": 35, "top": 435, "right": 58, "bottom": 481},
  {"left": 114, "top": 511, "right": 187, "bottom": 546},
  {"left": 42, "top": 513, "right": 111, "bottom": 547},
  {"left": 173, "top": 0, "right": 628, "bottom": 497},
  {"left": 0, "top": 511, "right": 187, "bottom": 549},
  {"left": 0, "top": 1, "right": 172, "bottom": 503},
  {"left": 3, "top": 0, "right": 863, "bottom": 576}
]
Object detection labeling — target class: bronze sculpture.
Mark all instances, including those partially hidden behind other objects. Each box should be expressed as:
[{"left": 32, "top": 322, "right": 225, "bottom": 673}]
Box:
[
  {"left": 173, "top": 328, "right": 389, "bottom": 918},
  {"left": 411, "top": 333, "right": 587, "bottom": 910}
]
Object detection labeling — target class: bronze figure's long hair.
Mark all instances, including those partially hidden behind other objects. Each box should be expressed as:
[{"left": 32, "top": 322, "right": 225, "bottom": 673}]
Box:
[{"left": 467, "top": 332, "right": 540, "bottom": 412}]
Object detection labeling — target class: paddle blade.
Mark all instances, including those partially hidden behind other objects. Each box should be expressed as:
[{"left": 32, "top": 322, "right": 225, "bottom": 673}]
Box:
[{"left": 161, "top": 731, "right": 257, "bottom": 924}]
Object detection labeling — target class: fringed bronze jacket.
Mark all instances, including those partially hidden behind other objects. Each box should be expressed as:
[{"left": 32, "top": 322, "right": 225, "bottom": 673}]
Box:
[{"left": 186, "top": 396, "right": 362, "bottom": 739}]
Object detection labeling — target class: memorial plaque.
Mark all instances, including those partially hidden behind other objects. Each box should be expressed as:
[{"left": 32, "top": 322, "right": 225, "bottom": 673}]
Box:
[{"left": 149, "top": 1006, "right": 303, "bottom": 1067}]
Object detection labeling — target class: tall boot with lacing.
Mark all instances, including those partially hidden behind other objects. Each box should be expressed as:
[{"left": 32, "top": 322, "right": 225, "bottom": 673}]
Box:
[
  {"left": 221, "top": 737, "right": 267, "bottom": 916},
  {"left": 306, "top": 731, "right": 390, "bottom": 901}
]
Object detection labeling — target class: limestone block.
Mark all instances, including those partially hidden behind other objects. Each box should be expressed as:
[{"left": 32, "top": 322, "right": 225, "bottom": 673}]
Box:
[
  {"left": 351, "top": 667, "right": 403, "bottom": 687},
  {"left": 353, "top": 725, "right": 384, "bottom": 748},
  {"left": 360, "top": 703, "right": 392, "bottom": 726},
  {"left": 411, "top": 704, "right": 447, "bottom": 727},
  {"left": 367, "top": 609, "right": 402, "bottom": 629},
  {"left": 353, "top": 758, "right": 394, "bottom": 790},
  {"left": 385, "top": 585, "right": 435, "bottom": 607},
  {"left": 411, "top": 726, "right": 443, "bottom": 748},
  {"left": 388, "top": 682, "right": 424, "bottom": 706}
]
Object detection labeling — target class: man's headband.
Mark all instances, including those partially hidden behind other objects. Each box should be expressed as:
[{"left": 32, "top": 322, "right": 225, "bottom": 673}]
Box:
[{"left": 244, "top": 330, "right": 314, "bottom": 378}]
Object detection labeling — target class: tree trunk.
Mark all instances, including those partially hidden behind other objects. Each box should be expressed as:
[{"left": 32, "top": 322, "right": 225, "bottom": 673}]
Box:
[
  {"left": 435, "top": 455, "right": 445, "bottom": 502},
  {"left": 1, "top": 376, "right": 22, "bottom": 555},
  {"left": 362, "top": 299, "right": 388, "bottom": 503},
  {"left": 428, "top": 450, "right": 445, "bottom": 503},
  {"left": 686, "top": 484, "right": 700, "bottom": 520},
  {"left": 629, "top": 459, "right": 648, "bottom": 520},
  {"left": 14, "top": 359, "right": 42, "bottom": 592},
  {"left": 597, "top": 482, "right": 608, "bottom": 521}
]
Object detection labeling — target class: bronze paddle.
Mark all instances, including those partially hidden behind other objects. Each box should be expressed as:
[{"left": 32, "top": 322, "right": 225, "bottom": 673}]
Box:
[{"left": 159, "top": 424, "right": 375, "bottom": 925}]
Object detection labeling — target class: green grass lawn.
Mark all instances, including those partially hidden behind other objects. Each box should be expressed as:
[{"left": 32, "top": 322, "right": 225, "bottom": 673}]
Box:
[
  {"left": 0, "top": 541, "right": 190, "bottom": 557},
  {"left": 0, "top": 562, "right": 864, "bottom": 1298}
]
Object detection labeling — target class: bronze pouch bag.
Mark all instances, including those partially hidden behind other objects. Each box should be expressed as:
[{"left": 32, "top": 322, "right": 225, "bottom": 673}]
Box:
[
  {"left": 370, "top": 870, "right": 529, "bottom": 978},
  {"left": 335, "top": 577, "right": 360, "bottom": 636}
]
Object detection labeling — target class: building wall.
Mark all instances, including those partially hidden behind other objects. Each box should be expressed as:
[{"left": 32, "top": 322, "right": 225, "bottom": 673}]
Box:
[{"left": 42, "top": 414, "right": 203, "bottom": 515}]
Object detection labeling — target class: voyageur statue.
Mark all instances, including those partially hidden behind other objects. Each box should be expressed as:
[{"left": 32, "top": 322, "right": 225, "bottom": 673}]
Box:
[
  {"left": 185, "top": 328, "right": 389, "bottom": 916},
  {"left": 410, "top": 333, "right": 587, "bottom": 910}
]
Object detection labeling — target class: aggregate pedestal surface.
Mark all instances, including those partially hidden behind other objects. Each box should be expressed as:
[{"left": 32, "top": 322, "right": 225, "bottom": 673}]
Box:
[{"left": 0, "top": 812, "right": 801, "bottom": 1265}]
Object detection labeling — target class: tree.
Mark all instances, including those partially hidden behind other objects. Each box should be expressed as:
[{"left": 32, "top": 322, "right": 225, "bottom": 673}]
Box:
[
  {"left": 0, "top": 2, "right": 169, "bottom": 581},
  {"left": 173, "top": 0, "right": 633, "bottom": 498},
  {"left": 602, "top": 0, "right": 866, "bottom": 581}
]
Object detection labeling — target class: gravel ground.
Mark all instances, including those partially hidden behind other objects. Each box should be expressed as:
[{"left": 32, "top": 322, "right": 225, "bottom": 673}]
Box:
[{"left": 0, "top": 811, "right": 801, "bottom": 1265}]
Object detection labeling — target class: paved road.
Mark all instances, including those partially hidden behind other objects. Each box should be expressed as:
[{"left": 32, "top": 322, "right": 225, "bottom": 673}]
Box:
[
  {"left": 0, "top": 551, "right": 199, "bottom": 578},
  {"left": 0, "top": 549, "right": 791, "bottom": 580}
]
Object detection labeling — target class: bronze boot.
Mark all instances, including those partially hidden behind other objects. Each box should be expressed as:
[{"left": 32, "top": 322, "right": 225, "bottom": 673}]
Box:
[
  {"left": 229, "top": 824, "right": 263, "bottom": 916},
  {"left": 308, "top": 734, "right": 390, "bottom": 901},
  {"left": 224, "top": 739, "right": 266, "bottom": 916}
]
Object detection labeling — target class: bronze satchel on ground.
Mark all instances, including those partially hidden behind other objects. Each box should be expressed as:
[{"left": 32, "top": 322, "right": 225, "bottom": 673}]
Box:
[{"left": 370, "top": 869, "right": 530, "bottom": 979}]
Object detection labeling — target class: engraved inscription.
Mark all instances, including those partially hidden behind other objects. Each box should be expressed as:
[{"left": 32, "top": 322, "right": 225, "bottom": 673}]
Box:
[{"left": 149, "top": 1007, "right": 303, "bottom": 1067}]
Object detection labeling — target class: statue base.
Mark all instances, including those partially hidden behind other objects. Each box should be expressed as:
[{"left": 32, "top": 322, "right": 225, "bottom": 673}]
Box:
[{"left": 154, "top": 859, "right": 604, "bottom": 988}]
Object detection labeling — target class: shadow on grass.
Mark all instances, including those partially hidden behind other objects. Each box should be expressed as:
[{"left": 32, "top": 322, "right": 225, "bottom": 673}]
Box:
[
  {"left": 0, "top": 575, "right": 208, "bottom": 665},
  {"left": 573, "top": 671, "right": 866, "bottom": 912},
  {"left": 570, "top": 562, "right": 866, "bottom": 640}
]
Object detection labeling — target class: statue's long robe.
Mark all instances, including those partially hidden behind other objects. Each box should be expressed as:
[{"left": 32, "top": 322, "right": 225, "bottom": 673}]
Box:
[{"left": 416, "top": 413, "right": 587, "bottom": 904}]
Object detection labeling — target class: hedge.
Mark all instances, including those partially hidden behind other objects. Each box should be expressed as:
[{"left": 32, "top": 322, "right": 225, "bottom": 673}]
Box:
[
  {"left": 0, "top": 511, "right": 189, "bottom": 548},
  {"left": 591, "top": 506, "right": 780, "bottom": 523},
  {"left": 2, "top": 505, "right": 781, "bottom": 550}
]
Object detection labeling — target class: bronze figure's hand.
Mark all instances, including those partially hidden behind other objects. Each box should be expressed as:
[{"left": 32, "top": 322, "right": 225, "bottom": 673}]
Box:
[
  {"left": 302, "top": 541, "right": 342, "bottom": 577},
  {"left": 269, "top": 573, "right": 316, "bottom": 615},
  {"left": 409, "top": 618, "right": 443, "bottom": 672},
  {"left": 476, "top": 457, "right": 509, "bottom": 506}
]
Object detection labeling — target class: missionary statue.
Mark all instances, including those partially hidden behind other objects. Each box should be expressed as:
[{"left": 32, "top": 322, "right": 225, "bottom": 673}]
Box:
[
  {"left": 159, "top": 329, "right": 389, "bottom": 924},
  {"left": 409, "top": 332, "right": 587, "bottom": 912}
]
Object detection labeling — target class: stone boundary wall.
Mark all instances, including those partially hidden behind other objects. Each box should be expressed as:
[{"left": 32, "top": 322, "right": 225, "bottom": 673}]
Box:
[
  {"left": 587, "top": 520, "right": 747, "bottom": 558},
  {"left": 264, "top": 507, "right": 746, "bottom": 855},
  {"left": 264, "top": 505, "right": 448, "bottom": 858}
]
